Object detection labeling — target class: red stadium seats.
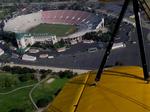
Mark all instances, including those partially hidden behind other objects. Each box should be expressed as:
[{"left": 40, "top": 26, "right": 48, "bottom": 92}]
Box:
[{"left": 41, "top": 10, "right": 94, "bottom": 25}]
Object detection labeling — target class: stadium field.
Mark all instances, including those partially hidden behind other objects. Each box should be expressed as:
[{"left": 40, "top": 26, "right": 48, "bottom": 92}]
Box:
[{"left": 28, "top": 23, "right": 77, "bottom": 37}]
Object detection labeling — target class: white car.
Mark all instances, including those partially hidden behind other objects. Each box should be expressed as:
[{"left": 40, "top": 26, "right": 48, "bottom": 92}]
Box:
[
  {"left": 29, "top": 49, "right": 39, "bottom": 53},
  {"left": 83, "top": 40, "right": 94, "bottom": 44},
  {"left": 48, "top": 56, "right": 54, "bottom": 59},
  {"left": 112, "top": 42, "right": 126, "bottom": 50},
  {"left": 39, "top": 54, "right": 49, "bottom": 58}
]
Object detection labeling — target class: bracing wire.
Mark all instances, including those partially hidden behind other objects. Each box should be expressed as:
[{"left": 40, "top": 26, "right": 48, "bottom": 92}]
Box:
[{"left": 138, "top": 0, "right": 150, "bottom": 20}]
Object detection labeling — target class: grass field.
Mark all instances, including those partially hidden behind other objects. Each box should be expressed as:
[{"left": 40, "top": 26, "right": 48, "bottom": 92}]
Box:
[
  {"left": 28, "top": 23, "right": 77, "bottom": 37},
  {"left": 0, "top": 72, "right": 36, "bottom": 93},
  {"left": 32, "top": 78, "right": 68, "bottom": 103},
  {"left": 0, "top": 87, "right": 34, "bottom": 112},
  {"left": 0, "top": 76, "right": 68, "bottom": 112}
]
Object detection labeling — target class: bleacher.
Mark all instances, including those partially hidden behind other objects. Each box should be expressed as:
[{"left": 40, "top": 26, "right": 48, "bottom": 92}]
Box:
[
  {"left": 41, "top": 10, "right": 101, "bottom": 26},
  {"left": 4, "top": 10, "right": 102, "bottom": 33}
]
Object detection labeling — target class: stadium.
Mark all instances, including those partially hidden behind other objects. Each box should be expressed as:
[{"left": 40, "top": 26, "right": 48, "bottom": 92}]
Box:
[
  {"left": 4, "top": 10, "right": 102, "bottom": 37},
  {"left": 3, "top": 10, "right": 104, "bottom": 50}
]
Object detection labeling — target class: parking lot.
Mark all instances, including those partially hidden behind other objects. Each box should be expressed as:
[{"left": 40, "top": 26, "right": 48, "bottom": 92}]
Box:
[{"left": 4, "top": 22, "right": 148, "bottom": 71}]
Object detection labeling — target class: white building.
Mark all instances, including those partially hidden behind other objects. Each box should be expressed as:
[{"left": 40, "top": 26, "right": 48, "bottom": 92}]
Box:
[
  {"left": 96, "top": 18, "right": 105, "bottom": 30},
  {"left": 16, "top": 33, "right": 57, "bottom": 51},
  {"left": 51, "top": 36, "right": 58, "bottom": 44},
  {"left": 0, "top": 48, "right": 4, "bottom": 56},
  {"left": 22, "top": 54, "right": 36, "bottom": 61},
  {"left": 16, "top": 33, "right": 35, "bottom": 49}
]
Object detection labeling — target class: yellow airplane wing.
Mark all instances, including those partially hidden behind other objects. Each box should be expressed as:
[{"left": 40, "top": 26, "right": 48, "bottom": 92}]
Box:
[{"left": 45, "top": 66, "right": 150, "bottom": 112}]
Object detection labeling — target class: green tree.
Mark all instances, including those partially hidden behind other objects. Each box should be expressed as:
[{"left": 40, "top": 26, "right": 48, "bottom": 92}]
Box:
[
  {"left": 18, "top": 73, "right": 35, "bottom": 82},
  {"left": 36, "top": 97, "right": 53, "bottom": 108},
  {"left": 8, "top": 108, "right": 25, "bottom": 112},
  {"left": 40, "top": 69, "right": 52, "bottom": 79},
  {"left": 0, "top": 74, "right": 19, "bottom": 88},
  {"left": 58, "top": 70, "right": 76, "bottom": 79}
]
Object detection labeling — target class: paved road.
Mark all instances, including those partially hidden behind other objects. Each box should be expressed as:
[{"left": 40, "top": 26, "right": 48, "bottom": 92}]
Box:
[
  {"left": 0, "top": 84, "right": 34, "bottom": 95},
  {"left": 29, "top": 76, "right": 51, "bottom": 111}
]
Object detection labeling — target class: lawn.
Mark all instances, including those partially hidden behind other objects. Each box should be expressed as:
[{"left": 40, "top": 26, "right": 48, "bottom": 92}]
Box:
[
  {"left": 0, "top": 71, "right": 37, "bottom": 93},
  {"left": 32, "top": 78, "right": 68, "bottom": 103},
  {"left": 28, "top": 23, "right": 77, "bottom": 37},
  {"left": 0, "top": 77, "right": 68, "bottom": 112},
  {"left": 0, "top": 80, "right": 36, "bottom": 93},
  {"left": 0, "top": 87, "right": 34, "bottom": 112}
]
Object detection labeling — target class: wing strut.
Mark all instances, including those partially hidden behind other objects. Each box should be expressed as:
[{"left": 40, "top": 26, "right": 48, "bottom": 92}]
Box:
[
  {"left": 138, "top": 0, "right": 150, "bottom": 20},
  {"left": 95, "top": 0, "right": 149, "bottom": 82}
]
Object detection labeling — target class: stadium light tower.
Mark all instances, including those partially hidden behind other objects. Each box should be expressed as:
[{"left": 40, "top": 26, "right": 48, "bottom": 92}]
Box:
[{"left": 95, "top": 0, "right": 150, "bottom": 82}]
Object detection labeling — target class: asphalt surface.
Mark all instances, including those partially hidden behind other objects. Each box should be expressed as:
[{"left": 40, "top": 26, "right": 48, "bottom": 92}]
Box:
[
  {"left": 10, "top": 43, "right": 149, "bottom": 70},
  {"left": 10, "top": 45, "right": 141, "bottom": 70}
]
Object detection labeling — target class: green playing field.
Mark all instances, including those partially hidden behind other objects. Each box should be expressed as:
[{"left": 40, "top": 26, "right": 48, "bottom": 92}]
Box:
[{"left": 28, "top": 23, "right": 77, "bottom": 37}]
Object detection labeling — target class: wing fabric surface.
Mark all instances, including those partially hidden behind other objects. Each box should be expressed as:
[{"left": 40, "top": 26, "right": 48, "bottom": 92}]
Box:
[{"left": 46, "top": 66, "right": 150, "bottom": 112}]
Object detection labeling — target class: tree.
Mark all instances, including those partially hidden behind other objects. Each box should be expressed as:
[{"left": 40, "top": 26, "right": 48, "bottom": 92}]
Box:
[
  {"left": 1, "top": 66, "right": 11, "bottom": 72},
  {"left": 2, "top": 66, "right": 36, "bottom": 74},
  {"left": 18, "top": 73, "right": 35, "bottom": 82},
  {"left": 8, "top": 108, "right": 25, "bottom": 112},
  {"left": 0, "top": 74, "right": 19, "bottom": 88},
  {"left": 40, "top": 69, "right": 52, "bottom": 75},
  {"left": 1, "top": 66, "right": 37, "bottom": 82},
  {"left": 40, "top": 69, "right": 52, "bottom": 79},
  {"left": 36, "top": 97, "right": 53, "bottom": 108},
  {"left": 0, "top": 54, "right": 10, "bottom": 64},
  {"left": 82, "top": 32, "right": 99, "bottom": 41},
  {"left": 0, "top": 31, "right": 17, "bottom": 47},
  {"left": 53, "top": 41, "right": 65, "bottom": 49},
  {"left": 58, "top": 70, "right": 76, "bottom": 79}
]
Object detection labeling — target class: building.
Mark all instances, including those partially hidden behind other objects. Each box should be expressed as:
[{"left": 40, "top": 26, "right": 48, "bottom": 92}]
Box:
[
  {"left": 16, "top": 33, "right": 35, "bottom": 49},
  {"left": 96, "top": 18, "right": 105, "bottom": 30},
  {"left": 16, "top": 33, "right": 57, "bottom": 51},
  {"left": 0, "top": 48, "right": 4, "bottom": 56},
  {"left": 22, "top": 54, "right": 36, "bottom": 61}
]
